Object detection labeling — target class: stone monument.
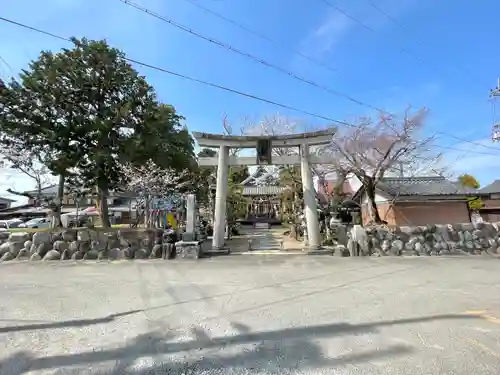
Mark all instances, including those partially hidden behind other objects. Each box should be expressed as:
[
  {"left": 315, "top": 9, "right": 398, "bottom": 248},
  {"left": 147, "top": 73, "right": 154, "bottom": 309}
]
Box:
[{"left": 175, "top": 194, "right": 203, "bottom": 259}]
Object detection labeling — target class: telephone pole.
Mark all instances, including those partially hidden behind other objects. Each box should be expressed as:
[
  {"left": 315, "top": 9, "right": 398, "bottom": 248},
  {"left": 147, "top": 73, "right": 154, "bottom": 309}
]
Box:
[{"left": 491, "top": 78, "right": 500, "bottom": 142}]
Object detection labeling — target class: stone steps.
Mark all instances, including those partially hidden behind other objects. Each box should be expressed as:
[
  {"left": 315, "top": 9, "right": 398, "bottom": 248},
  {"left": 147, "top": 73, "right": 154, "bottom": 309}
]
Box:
[{"left": 249, "top": 231, "right": 284, "bottom": 251}]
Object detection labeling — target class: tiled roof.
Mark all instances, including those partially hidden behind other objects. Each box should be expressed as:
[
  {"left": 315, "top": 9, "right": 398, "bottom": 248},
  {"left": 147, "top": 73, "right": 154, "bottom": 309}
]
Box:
[
  {"left": 378, "top": 176, "right": 477, "bottom": 197},
  {"left": 478, "top": 180, "right": 500, "bottom": 194},
  {"left": 24, "top": 184, "right": 59, "bottom": 195},
  {"left": 242, "top": 186, "right": 286, "bottom": 196}
]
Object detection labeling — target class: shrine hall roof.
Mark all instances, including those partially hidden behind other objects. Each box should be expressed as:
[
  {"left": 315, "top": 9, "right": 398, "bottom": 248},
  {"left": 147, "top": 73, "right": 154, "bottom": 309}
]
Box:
[{"left": 242, "top": 186, "right": 286, "bottom": 196}]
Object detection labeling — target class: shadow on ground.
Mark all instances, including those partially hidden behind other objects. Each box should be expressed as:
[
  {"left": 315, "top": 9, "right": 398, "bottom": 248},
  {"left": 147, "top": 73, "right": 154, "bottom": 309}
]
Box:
[{"left": 0, "top": 314, "right": 480, "bottom": 375}]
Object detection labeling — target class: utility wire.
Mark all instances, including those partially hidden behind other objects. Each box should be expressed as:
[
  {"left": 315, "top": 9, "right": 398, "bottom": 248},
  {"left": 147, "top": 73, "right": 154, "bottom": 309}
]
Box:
[
  {"left": 1, "top": 15, "right": 499, "bottom": 159},
  {"left": 0, "top": 55, "right": 15, "bottom": 79},
  {"left": 364, "top": 0, "right": 481, "bottom": 82},
  {"left": 118, "top": 0, "right": 384, "bottom": 112},
  {"left": 0, "top": 16, "right": 347, "bottom": 125},
  {"left": 320, "top": 0, "right": 482, "bottom": 88},
  {"left": 178, "top": 0, "right": 342, "bottom": 75},
  {"left": 176, "top": 0, "right": 498, "bottom": 153}
]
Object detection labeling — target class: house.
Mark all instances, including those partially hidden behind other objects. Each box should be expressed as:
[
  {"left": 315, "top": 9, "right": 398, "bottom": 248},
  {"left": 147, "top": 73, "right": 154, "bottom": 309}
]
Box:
[
  {"left": 24, "top": 185, "right": 135, "bottom": 208},
  {"left": 351, "top": 176, "right": 475, "bottom": 226},
  {"left": 316, "top": 175, "right": 355, "bottom": 205},
  {"left": 20, "top": 185, "right": 137, "bottom": 224},
  {"left": 476, "top": 180, "right": 500, "bottom": 222},
  {"left": 0, "top": 197, "right": 15, "bottom": 210}
]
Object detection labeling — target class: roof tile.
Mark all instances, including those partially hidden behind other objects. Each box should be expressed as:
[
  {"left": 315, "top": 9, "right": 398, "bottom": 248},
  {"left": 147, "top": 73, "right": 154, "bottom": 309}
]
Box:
[{"left": 378, "top": 176, "right": 477, "bottom": 196}]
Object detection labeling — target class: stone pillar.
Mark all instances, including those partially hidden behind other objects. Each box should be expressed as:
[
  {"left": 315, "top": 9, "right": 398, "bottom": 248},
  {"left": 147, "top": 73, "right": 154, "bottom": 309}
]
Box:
[
  {"left": 185, "top": 194, "right": 196, "bottom": 236},
  {"left": 300, "top": 143, "right": 320, "bottom": 249},
  {"left": 212, "top": 145, "right": 229, "bottom": 249}
]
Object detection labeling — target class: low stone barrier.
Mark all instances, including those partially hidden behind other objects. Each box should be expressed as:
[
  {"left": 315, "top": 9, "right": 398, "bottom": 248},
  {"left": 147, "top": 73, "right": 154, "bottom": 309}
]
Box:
[
  {"left": 0, "top": 228, "right": 181, "bottom": 262},
  {"left": 336, "top": 222, "right": 500, "bottom": 256}
]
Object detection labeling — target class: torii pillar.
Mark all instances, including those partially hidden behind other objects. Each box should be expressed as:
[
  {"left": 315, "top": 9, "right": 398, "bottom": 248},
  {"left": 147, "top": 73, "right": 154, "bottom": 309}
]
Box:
[{"left": 193, "top": 128, "right": 336, "bottom": 251}]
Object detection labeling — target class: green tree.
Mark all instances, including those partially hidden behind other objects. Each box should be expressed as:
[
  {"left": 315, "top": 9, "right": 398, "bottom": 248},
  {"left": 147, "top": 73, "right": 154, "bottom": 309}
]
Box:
[
  {"left": 193, "top": 148, "right": 248, "bottom": 223},
  {"left": 0, "top": 38, "right": 195, "bottom": 227},
  {"left": 278, "top": 166, "right": 303, "bottom": 211},
  {"left": 227, "top": 168, "right": 248, "bottom": 221},
  {"left": 229, "top": 166, "right": 249, "bottom": 185},
  {"left": 0, "top": 52, "right": 88, "bottom": 226},
  {"left": 458, "top": 174, "right": 480, "bottom": 189},
  {"left": 457, "top": 173, "right": 483, "bottom": 210}
]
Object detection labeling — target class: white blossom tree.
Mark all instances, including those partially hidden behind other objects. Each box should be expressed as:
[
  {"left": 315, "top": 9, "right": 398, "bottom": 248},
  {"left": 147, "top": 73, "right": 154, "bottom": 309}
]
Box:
[
  {"left": 0, "top": 139, "right": 54, "bottom": 206},
  {"left": 119, "top": 159, "right": 191, "bottom": 227},
  {"left": 321, "top": 107, "right": 442, "bottom": 224}
]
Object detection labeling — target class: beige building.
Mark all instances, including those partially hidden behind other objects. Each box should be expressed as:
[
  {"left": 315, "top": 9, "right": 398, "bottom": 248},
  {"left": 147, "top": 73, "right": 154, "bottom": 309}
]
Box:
[{"left": 352, "top": 176, "right": 473, "bottom": 226}]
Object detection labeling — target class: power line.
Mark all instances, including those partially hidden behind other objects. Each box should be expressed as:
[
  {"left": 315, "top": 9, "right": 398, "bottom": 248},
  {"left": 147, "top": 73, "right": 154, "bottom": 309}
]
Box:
[
  {"left": 1, "top": 15, "right": 499, "bottom": 160},
  {"left": 118, "top": 0, "right": 384, "bottom": 112},
  {"left": 122, "top": 0, "right": 498, "bottom": 152},
  {"left": 364, "top": 0, "right": 481, "bottom": 83},
  {"left": 178, "top": 0, "right": 342, "bottom": 75},
  {"left": 319, "top": 0, "right": 482, "bottom": 88},
  {"left": 0, "top": 16, "right": 348, "bottom": 125},
  {"left": 176, "top": 0, "right": 497, "bottom": 153},
  {"left": 0, "top": 55, "right": 15, "bottom": 79}
]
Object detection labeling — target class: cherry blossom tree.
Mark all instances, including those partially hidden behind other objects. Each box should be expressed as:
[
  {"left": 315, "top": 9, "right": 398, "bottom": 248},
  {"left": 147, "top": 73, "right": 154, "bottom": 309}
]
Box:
[
  {"left": 322, "top": 107, "right": 442, "bottom": 224},
  {"left": 119, "top": 159, "right": 192, "bottom": 227},
  {"left": 0, "top": 139, "right": 54, "bottom": 206}
]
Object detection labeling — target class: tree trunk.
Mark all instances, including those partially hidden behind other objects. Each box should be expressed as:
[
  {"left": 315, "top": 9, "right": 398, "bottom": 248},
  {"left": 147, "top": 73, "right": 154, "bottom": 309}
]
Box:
[
  {"left": 52, "top": 175, "right": 65, "bottom": 228},
  {"left": 75, "top": 199, "right": 79, "bottom": 227},
  {"left": 98, "top": 187, "right": 111, "bottom": 228},
  {"left": 145, "top": 195, "right": 151, "bottom": 228},
  {"left": 365, "top": 180, "right": 383, "bottom": 224}
]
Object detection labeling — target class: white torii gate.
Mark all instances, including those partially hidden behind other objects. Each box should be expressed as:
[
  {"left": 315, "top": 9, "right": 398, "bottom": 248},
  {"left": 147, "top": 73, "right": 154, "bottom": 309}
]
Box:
[{"left": 192, "top": 128, "right": 336, "bottom": 251}]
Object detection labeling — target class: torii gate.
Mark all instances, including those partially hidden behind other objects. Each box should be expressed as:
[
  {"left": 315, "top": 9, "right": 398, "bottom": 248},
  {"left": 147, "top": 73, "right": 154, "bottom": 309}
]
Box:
[{"left": 192, "top": 128, "right": 336, "bottom": 251}]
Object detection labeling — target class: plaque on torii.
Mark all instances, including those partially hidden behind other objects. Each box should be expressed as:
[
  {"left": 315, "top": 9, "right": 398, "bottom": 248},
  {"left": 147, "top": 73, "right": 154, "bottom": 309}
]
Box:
[{"left": 192, "top": 128, "right": 336, "bottom": 252}]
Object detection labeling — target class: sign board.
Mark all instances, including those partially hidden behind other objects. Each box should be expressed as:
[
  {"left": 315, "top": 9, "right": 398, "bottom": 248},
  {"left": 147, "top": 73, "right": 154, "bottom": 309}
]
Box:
[
  {"left": 150, "top": 195, "right": 182, "bottom": 211},
  {"left": 256, "top": 139, "right": 272, "bottom": 165}
]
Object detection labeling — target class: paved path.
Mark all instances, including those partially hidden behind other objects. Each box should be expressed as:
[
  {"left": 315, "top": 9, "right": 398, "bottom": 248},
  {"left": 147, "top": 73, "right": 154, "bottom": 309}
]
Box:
[
  {"left": 230, "top": 225, "right": 303, "bottom": 252},
  {"left": 1, "top": 256, "right": 500, "bottom": 374}
]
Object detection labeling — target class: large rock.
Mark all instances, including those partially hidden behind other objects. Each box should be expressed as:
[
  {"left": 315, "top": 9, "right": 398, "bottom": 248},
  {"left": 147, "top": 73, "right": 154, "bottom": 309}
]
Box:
[
  {"left": 53, "top": 240, "right": 68, "bottom": 252},
  {"left": 8, "top": 232, "right": 30, "bottom": 243},
  {"left": 29, "top": 253, "right": 42, "bottom": 261},
  {"left": 16, "top": 248, "right": 29, "bottom": 260},
  {"left": 0, "top": 242, "right": 10, "bottom": 256},
  {"left": 32, "top": 231, "right": 51, "bottom": 245},
  {"left": 24, "top": 240, "right": 32, "bottom": 250},
  {"left": 35, "top": 243, "right": 51, "bottom": 258},
  {"left": 134, "top": 248, "right": 149, "bottom": 259},
  {"left": 68, "top": 241, "right": 79, "bottom": 253},
  {"left": 77, "top": 230, "right": 90, "bottom": 242},
  {"left": 90, "top": 240, "right": 106, "bottom": 252},
  {"left": 60, "top": 249, "right": 71, "bottom": 260},
  {"left": 0, "top": 252, "right": 14, "bottom": 261},
  {"left": 71, "top": 251, "right": 85, "bottom": 260},
  {"left": 82, "top": 251, "right": 99, "bottom": 260},
  {"left": 150, "top": 244, "right": 162, "bottom": 258},
  {"left": 62, "top": 230, "right": 77, "bottom": 241},
  {"left": 8, "top": 242, "right": 24, "bottom": 257},
  {"left": 43, "top": 250, "right": 61, "bottom": 261},
  {"left": 108, "top": 248, "right": 126, "bottom": 260}
]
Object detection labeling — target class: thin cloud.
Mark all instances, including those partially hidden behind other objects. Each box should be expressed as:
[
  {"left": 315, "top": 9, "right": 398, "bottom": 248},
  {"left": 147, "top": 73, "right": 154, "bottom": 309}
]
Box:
[{"left": 301, "top": 0, "right": 418, "bottom": 57}]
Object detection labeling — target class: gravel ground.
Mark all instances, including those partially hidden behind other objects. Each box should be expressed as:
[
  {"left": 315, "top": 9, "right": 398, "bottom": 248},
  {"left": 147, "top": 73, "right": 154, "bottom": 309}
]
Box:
[{"left": 1, "top": 256, "right": 500, "bottom": 374}]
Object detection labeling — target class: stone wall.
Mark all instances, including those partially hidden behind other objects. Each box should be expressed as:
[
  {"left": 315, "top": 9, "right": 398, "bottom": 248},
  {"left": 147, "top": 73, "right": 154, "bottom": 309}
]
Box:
[
  {"left": 0, "top": 228, "right": 191, "bottom": 262},
  {"left": 340, "top": 222, "right": 500, "bottom": 256}
]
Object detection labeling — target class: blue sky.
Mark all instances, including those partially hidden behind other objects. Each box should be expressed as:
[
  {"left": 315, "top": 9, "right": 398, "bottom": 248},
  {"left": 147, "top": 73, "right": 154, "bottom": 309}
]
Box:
[{"left": 1, "top": 0, "right": 500, "bottom": 204}]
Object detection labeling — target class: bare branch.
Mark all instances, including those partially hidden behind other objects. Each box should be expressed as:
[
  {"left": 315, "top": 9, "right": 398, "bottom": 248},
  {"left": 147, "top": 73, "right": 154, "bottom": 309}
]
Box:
[{"left": 324, "top": 107, "right": 441, "bottom": 224}]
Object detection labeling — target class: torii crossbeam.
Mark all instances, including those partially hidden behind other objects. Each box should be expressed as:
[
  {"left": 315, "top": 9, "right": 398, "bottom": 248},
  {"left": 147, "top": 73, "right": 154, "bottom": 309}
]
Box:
[{"left": 192, "top": 128, "right": 336, "bottom": 251}]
